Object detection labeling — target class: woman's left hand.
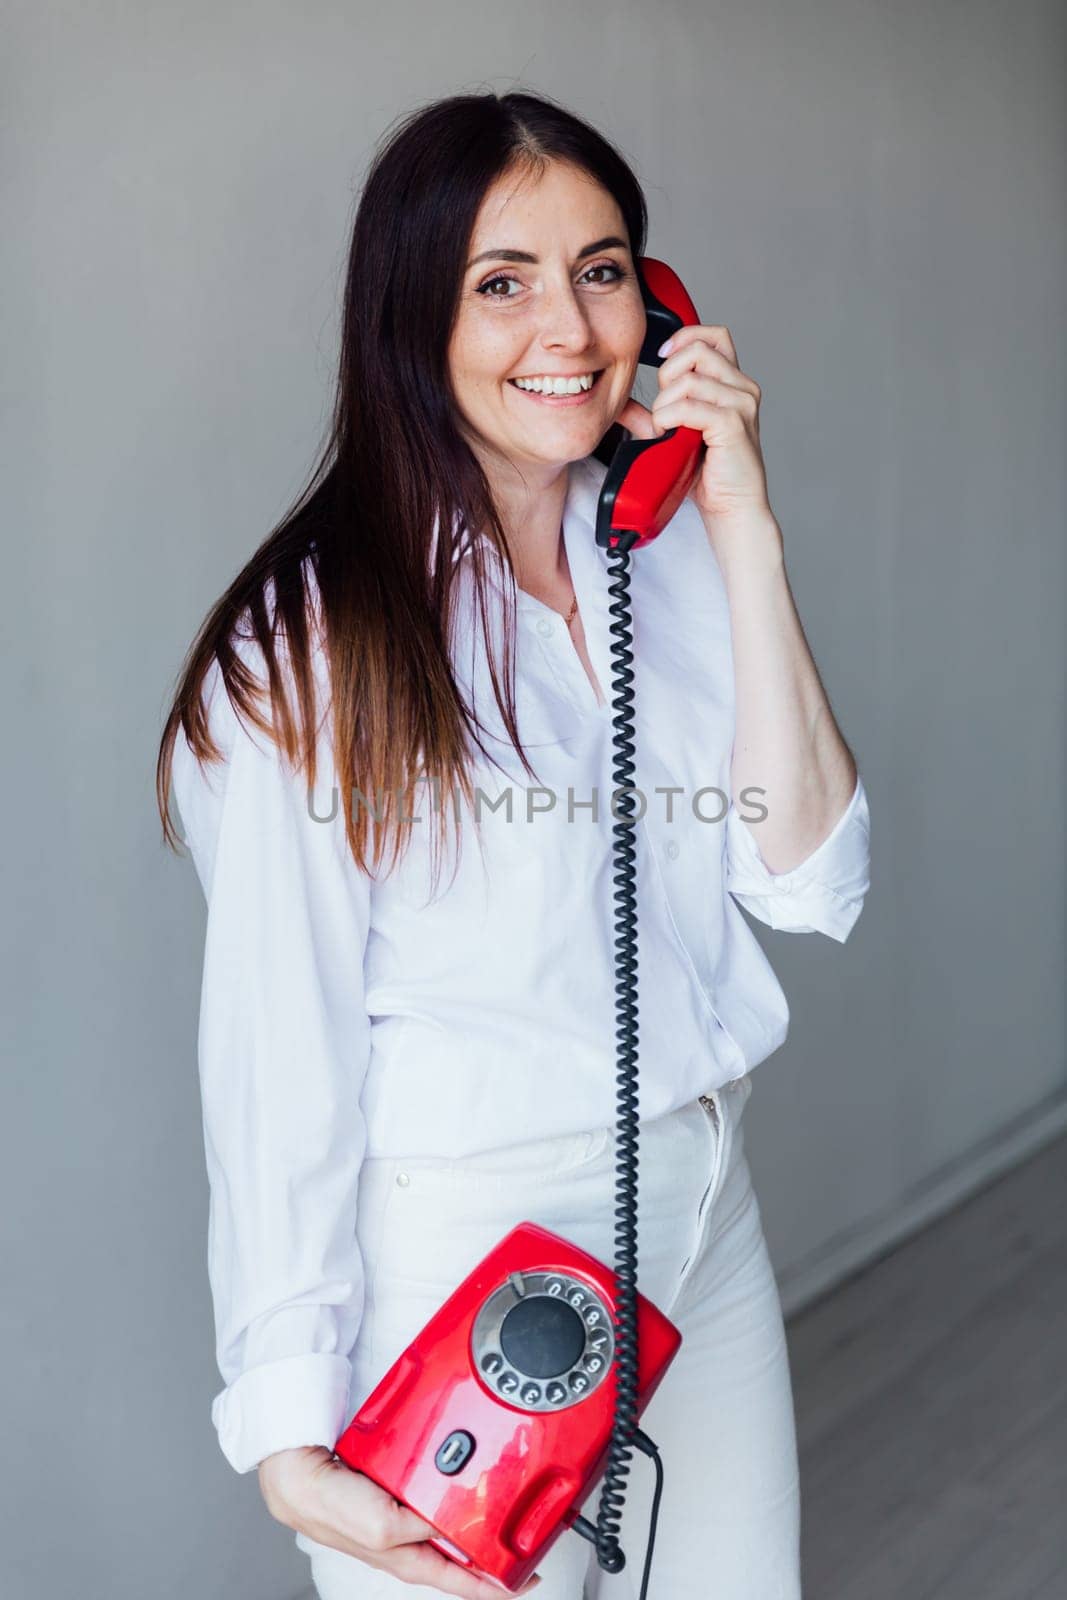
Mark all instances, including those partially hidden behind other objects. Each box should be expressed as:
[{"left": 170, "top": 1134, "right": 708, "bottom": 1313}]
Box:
[{"left": 616, "top": 325, "right": 782, "bottom": 562}]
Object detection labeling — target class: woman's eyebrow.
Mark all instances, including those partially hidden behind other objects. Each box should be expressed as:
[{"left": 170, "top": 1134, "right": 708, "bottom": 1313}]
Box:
[{"left": 466, "top": 234, "right": 628, "bottom": 268}]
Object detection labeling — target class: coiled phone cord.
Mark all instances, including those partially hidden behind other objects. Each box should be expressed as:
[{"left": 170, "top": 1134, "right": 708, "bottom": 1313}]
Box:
[{"left": 582, "top": 528, "right": 666, "bottom": 1596}]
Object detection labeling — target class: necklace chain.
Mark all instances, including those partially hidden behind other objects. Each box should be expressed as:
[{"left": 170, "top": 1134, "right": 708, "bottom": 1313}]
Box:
[
  {"left": 559, "top": 518, "right": 578, "bottom": 627},
  {"left": 518, "top": 519, "right": 578, "bottom": 625}
]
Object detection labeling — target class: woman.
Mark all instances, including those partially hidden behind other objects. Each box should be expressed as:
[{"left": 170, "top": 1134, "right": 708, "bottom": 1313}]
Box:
[{"left": 158, "top": 90, "right": 870, "bottom": 1600}]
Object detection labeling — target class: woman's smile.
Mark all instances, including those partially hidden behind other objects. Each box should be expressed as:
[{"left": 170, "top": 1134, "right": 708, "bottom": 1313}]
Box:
[{"left": 506, "top": 368, "right": 607, "bottom": 406}]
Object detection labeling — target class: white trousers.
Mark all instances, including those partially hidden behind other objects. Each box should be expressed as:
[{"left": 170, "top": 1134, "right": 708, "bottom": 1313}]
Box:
[{"left": 297, "top": 1074, "right": 801, "bottom": 1598}]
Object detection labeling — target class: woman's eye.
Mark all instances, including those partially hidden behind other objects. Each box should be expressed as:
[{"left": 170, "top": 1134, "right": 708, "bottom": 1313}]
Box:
[
  {"left": 582, "top": 263, "right": 624, "bottom": 286},
  {"left": 477, "top": 274, "right": 522, "bottom": 299},
  {"left": 475, "top": 262, "right": 624, "bottom": 299}
]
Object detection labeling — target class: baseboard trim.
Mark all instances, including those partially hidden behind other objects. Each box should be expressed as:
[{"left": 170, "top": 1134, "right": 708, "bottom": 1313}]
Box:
[{"left": 777, "top": 1087, "right": 1067, "bottom": 1321}]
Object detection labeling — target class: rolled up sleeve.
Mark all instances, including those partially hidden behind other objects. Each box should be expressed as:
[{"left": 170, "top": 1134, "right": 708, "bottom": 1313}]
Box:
[
  {"left": 171, "top": 649, "right": 373, "bottom": 1473},
  {"left": 725, "top": 773, "right": 871, "bottom": 942}
]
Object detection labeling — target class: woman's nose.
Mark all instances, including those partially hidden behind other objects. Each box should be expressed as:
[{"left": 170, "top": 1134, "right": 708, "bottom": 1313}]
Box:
[{"left": 535, "top": 287, "right": 595, "bottom": 350}]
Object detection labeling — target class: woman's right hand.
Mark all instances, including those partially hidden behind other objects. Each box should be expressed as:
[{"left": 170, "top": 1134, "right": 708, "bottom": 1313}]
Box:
[{"left": 258, "top": 1445, "right": 542, "bottom": 1598}]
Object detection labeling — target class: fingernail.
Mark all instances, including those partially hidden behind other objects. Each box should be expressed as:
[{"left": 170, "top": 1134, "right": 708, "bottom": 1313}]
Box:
[{"left": 657, "top": 336, "right": 674, "bottom": 357}]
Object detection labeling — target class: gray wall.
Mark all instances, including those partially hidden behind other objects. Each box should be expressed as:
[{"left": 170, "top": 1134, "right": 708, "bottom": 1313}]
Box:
[{"left": 3, "top": 2, "right": 1063, "bottom": 1596}]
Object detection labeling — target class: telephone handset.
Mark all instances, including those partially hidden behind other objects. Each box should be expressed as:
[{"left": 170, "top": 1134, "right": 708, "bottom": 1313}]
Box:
[
  {"left": 334, "top": 259, "right": 705, "bottom": 1595},
  {"left": 592, "top": 256, "right": 706, "bottom": 549}
]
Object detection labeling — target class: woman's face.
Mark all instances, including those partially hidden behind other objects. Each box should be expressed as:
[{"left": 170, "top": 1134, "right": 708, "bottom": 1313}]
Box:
[{"left": 447, "top": 159, "right": 646, "bottom": 480}]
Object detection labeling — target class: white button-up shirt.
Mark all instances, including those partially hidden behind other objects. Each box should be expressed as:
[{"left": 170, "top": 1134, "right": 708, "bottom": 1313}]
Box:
[{"left": 172, "top": 451, "right": 871, "bottom": 1472}]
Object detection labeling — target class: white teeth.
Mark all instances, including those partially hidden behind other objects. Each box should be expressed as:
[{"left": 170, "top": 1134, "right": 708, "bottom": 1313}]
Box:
[{"left": 513, "top": 373, "right": 596, "bottom": 395}]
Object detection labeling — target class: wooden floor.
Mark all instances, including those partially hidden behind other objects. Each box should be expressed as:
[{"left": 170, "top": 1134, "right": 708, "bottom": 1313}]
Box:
[{"left": 788, "top": 1131, "right": 1067, "bottom": 1599}]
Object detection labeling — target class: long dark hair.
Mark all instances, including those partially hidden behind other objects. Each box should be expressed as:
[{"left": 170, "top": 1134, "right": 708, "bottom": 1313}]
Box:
[{"left": 156, "top": 89, "right": 648, "bottom": 886}]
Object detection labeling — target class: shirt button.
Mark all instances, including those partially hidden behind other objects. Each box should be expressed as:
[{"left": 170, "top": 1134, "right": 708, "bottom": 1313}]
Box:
[
  {"left": 665, "top": 839, "right": 680, "bottom": 860},
  {"left": 395, "top": 1171, "right": 410, "bottom": 1187},
  {"left": 536, "top": 617, "right": 553, "bottom": 637}
]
